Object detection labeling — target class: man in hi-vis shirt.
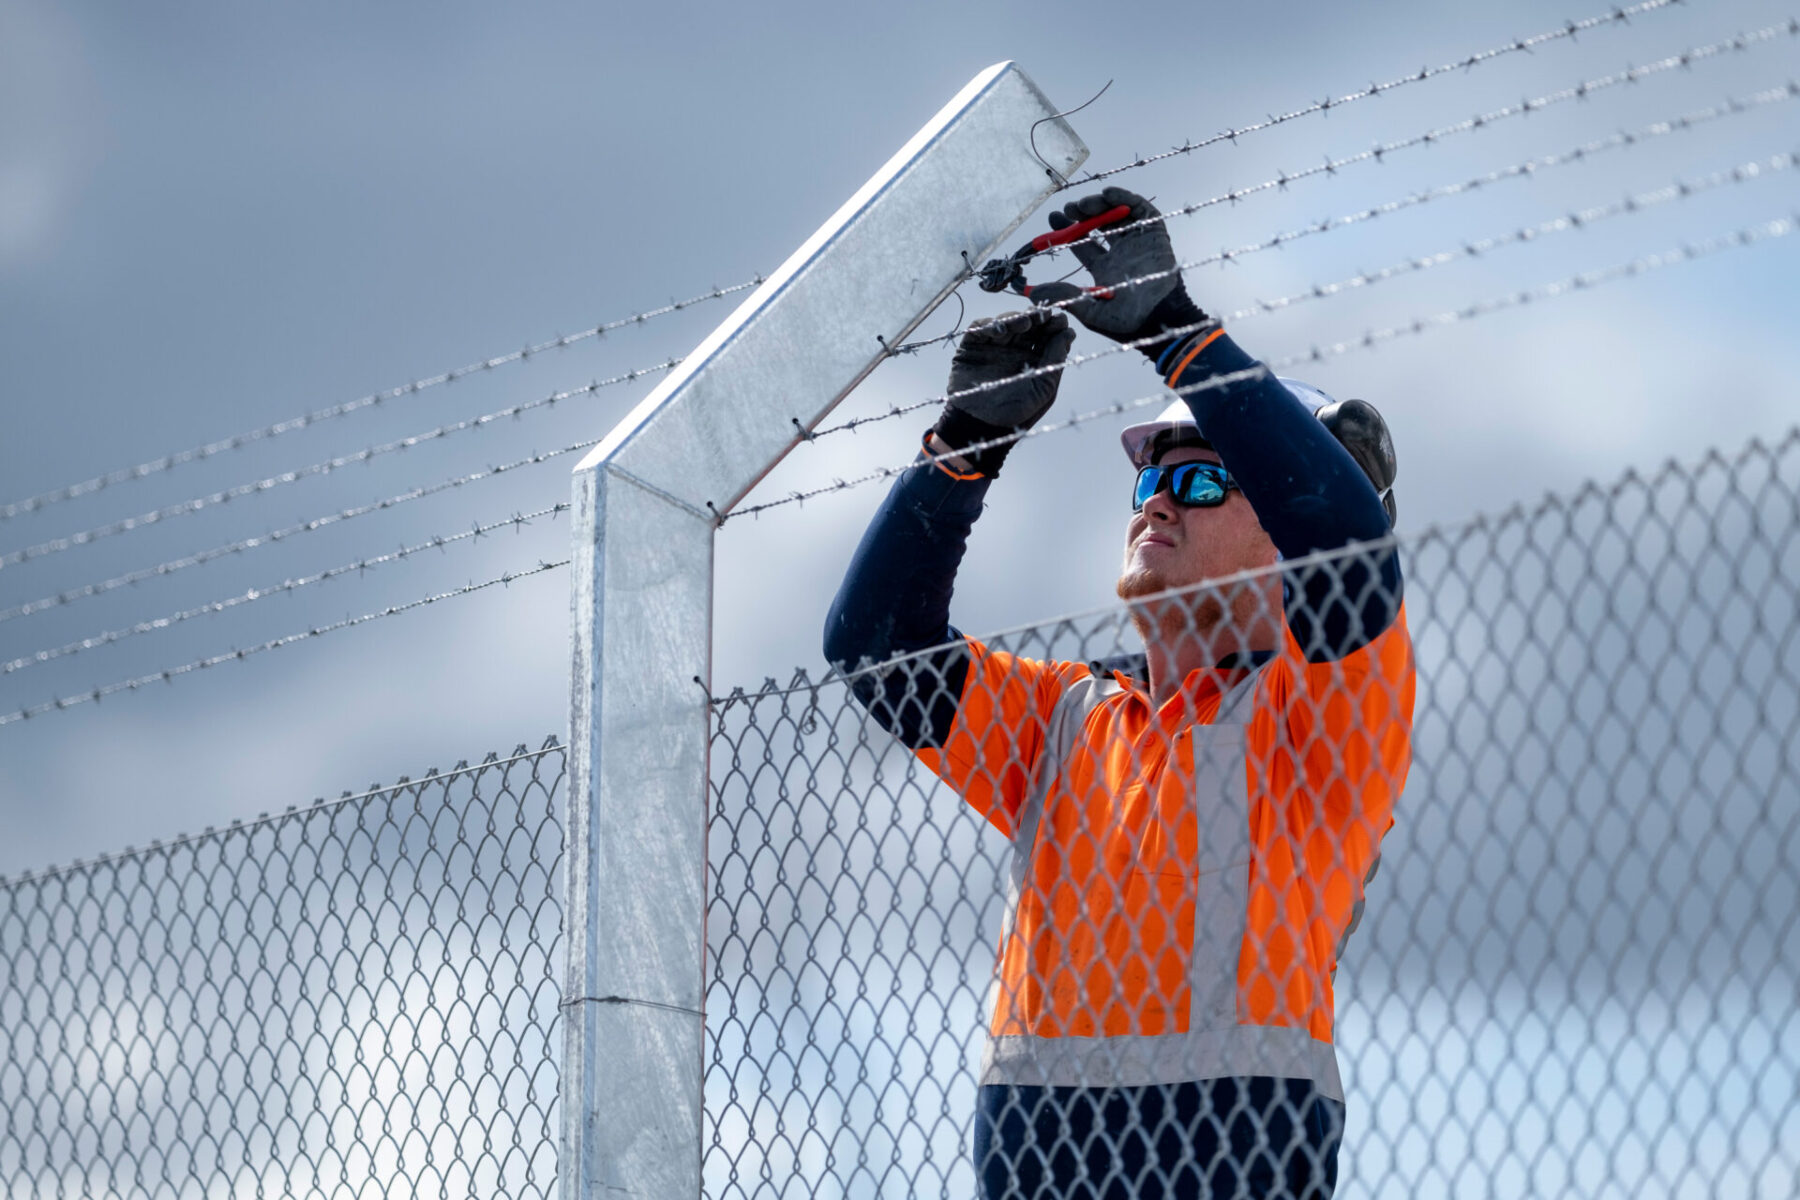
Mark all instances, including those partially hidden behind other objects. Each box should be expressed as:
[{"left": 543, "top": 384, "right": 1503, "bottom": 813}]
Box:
[{"left": 825, "top": 187, "right": 1415, "bottom": 1199}]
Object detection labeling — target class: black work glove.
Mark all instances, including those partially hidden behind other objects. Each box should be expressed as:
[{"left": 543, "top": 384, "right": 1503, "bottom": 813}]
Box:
[
  {"left": 927, "top": 308, "right": 1075, "bottom": 478},
  {"left": 1025, "top": 186, "right": 1210, "bottom": 363}
]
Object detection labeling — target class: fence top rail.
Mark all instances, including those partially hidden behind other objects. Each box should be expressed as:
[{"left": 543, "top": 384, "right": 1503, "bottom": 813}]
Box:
[
  {"left": 710, "top": 420, "right": 1800, "bottom": 708},
  {"left": 0, "top": 735, "right": 566, "bottom": 889}
]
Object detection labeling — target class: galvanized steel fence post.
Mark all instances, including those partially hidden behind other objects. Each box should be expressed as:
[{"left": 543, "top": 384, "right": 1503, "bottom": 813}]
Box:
[{"left": 561, "top": 62, "right": 1088, "bottom": 1200}]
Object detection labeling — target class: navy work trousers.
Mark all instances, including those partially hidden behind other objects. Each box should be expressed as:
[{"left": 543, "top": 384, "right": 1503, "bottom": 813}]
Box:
[{"left": 974, "top": 1078, "right": 1343, "bottom": 1200}]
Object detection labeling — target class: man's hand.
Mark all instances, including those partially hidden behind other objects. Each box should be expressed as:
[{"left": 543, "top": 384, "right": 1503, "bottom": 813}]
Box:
[
  {"left": 926, "top": 308, "right": 1074, "bottom": 478},
  {"left": 1026, "top": 186, "right": 1210, "bottom": 360}
]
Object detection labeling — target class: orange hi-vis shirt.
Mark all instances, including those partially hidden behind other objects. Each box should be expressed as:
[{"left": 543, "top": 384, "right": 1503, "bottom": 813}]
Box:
[{"left": 916, "top": 609, "right": 1415, "bottom": 1099}]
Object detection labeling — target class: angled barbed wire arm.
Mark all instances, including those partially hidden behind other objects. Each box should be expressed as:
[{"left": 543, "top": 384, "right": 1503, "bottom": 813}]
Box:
[{"left": 562, "top": 62, "right": 1089, "bottom": 1200}]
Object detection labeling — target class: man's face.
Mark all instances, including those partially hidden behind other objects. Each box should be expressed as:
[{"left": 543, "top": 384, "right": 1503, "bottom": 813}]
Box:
[{"left": 1117, "top": 446, "right": 1278, "bottom": 602}]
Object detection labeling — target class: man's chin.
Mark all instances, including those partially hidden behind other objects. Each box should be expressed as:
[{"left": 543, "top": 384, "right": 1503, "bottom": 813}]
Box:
[{"left": 1115, "top": 567, "right": 1166, "bottom": 601}]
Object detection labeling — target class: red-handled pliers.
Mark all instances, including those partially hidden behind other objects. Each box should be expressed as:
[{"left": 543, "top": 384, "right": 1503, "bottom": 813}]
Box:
[{"left": 976, "top": 203, "right": 1133, "bottom": 298}]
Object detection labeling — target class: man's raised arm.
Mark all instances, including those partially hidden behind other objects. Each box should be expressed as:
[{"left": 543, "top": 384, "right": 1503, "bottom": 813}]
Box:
[
  {"left": 1155, "top": 324, "right": 1401, "bottom": 660},
  {"left": 822, "top": 309, "right": 1073, "bottom": 748}
]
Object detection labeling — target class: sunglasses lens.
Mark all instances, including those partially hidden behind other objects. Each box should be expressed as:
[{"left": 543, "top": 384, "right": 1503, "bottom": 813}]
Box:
[
  {"left": 1132, "top": 467, "right": 1160, "bottom": 512},
  {"left": 1172, "top": 463, "right": 1226, "bottom": 505}
]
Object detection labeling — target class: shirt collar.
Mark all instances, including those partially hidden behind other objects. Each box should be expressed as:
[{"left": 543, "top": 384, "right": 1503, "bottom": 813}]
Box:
[{"left": 1109, "top": 648, "right": 1275, "bottom": 719}]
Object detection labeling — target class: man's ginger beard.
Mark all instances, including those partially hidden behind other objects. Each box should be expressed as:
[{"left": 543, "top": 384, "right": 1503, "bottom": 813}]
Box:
[
  {"left": 1117, "top": 564, "right": 1279, "bottom": 656},
  {"left": 1118, "top": 560, "right": 1225, "bottom": 642}
]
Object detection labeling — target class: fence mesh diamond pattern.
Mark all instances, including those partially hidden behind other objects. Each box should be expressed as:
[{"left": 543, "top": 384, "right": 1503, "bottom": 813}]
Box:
[
  {"left": 703, "top": 432, "right": 1800, "bottom": 1200},
  {"left": 0, "top": 738, "right": 566, "bottom": 1200},
  {"left": 5, "top": 428, "right": 1798, "bottom": 1199}
]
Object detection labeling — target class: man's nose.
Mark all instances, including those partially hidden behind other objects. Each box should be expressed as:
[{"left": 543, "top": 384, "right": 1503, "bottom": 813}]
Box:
[{"left": 1141, "top": 487, "right": 1179, "bottom": 523}]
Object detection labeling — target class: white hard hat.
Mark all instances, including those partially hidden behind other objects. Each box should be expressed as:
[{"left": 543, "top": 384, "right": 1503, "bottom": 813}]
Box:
[{"left": 1119, "top": 378, "right": 1335, "bottom": 468}]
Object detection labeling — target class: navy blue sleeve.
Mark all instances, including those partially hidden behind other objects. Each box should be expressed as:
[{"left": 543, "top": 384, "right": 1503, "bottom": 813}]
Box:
[
  {"left": 1159, "top": 328, "right": 1402, "bottom": 661},
  {"left": 822, "top": 453, "right": 987, "bottom": 748}
]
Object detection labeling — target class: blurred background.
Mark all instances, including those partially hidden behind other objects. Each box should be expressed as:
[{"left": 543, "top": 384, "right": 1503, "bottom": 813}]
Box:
[{"left": 4, "top": 0, "right": 1797, "bottom": 874}]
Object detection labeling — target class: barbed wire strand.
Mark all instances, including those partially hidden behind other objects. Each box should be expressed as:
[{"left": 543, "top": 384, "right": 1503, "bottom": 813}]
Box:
[
  {"left": 1069, "top": 0, "right": 1684, "bottom": 184},
  {"left": 0, "top": 280, "right": 762, "bottom": 524},
  {"left": 814, "top": 142, "right": 1798, "bottom": 446},
  {"left": 0, "top": 359, "right": 672, "bottom": 570},
  {"left": 890, "top": 81, "right": 1800, "bottom": 358},
  {"left": 61, "top": 159, "right": 1703, "bottom": 678},
  {"left": 34, "top": 212, "right": 1772, "bottom": 716},
  {"left": 890, "top": 26, "right": 1794, "bottom": 361},
  {"left": 2, "top": 505, "right": 570, "bottom": 676},
  {"left": 1222, "top": 150, "right": 1796, "bottom": 320},
  {"left": 0, "top": 4, "right": 1736, "bottom": 537},
  {"left": 1011, "top": 20, "right": 1799, "bottom": 293},
  {"left": 0, "top": 437, "right": 600, "bottom": 626},
  {"left": 0, "top": 558, "right": 569, "bottom": 727},
  {"left": 41, "top": 85, "right": 1783, "bottom": 625},
  {"left": 9, "top": 17, "right": 1782, "bottom": 562},
  {"left": 721, "top": 215, "right": 1797, "bottom": 525}
]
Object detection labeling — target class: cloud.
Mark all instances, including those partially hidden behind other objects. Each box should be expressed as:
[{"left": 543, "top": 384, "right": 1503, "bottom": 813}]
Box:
[{"left": 0, "top": 0, "right": 100, "bottom": 270}]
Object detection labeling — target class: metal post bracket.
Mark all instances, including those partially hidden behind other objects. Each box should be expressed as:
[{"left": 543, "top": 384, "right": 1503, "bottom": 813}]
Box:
[{"left": 565, "top": 61, "right": 1087, "bottom": 1200}]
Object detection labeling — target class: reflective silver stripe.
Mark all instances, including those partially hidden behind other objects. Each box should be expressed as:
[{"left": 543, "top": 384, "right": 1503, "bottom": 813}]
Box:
[
  {"left": 979, "top": 673, "right": 1117, "bottom": 1061},
  {"left": 1186, "top": 669, "right": 1259, "bottom": 1032},
  {"left": 981, "top": 1023, "right": 1344, "bottom": 1102}
]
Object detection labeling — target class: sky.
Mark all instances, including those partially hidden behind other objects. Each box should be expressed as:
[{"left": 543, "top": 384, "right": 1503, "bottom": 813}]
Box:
[{"left": 3, "top": 0, "right": 1797, "bottom": 877}]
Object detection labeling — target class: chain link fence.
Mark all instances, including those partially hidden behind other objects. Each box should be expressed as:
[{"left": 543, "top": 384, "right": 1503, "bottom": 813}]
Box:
[
  {"left": 6, "top": 420, "right": 1797, "bottom": 1199},
  {"left": 703, "top": 430, "right": 1800, "bottom": 1199},
  {"left": 0, "top": 739, "right": 565, "bottom": 1200}
]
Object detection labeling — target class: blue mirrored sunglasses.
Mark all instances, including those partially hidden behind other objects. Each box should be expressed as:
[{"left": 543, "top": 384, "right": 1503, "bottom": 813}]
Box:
[{"left": 1132, "top": 461, "right": 1238, "bottom": 512}]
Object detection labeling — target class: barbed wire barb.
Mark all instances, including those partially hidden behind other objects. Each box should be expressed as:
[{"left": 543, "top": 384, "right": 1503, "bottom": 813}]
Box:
[{"left": 0, "top": 279, "right": 763, "bottom": 524}]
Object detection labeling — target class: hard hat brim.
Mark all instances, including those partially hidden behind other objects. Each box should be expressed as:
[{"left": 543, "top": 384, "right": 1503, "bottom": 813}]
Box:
[{"left": 1120, "top": 379, "right": 1335, "bottom": 468}]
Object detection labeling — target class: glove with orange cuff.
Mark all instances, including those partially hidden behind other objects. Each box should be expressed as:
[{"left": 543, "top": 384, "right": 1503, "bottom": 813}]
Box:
[{"left": 926, "top": 307, "right": 1074, "bottom": 478}]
